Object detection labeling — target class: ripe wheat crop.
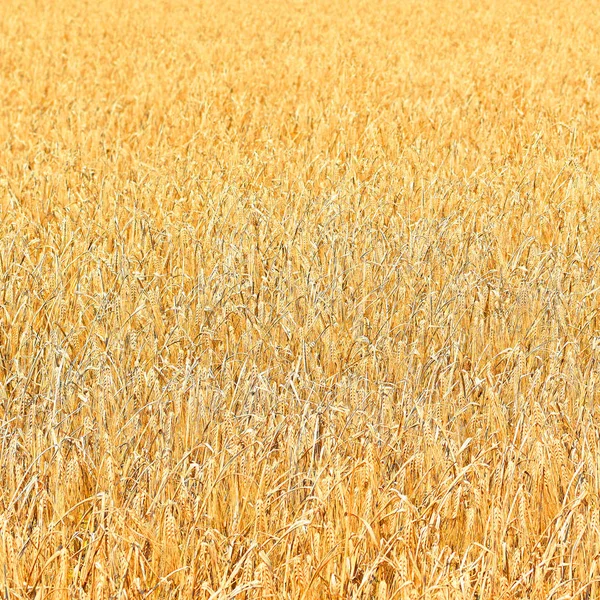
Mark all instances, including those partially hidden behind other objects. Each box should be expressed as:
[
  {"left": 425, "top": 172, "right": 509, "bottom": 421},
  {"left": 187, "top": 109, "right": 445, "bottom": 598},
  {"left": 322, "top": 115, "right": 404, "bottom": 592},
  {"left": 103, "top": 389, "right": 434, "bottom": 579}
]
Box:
[{"left": 1, "top": 0, "right": 600, "bottom": 598}]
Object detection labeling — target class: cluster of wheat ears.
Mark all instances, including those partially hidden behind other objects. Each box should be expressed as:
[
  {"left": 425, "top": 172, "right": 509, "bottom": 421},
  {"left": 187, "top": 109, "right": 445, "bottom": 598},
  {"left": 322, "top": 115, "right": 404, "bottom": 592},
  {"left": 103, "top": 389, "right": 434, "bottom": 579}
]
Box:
[{"left": 1, "top": 0, "right": 600, "bottom": 598}]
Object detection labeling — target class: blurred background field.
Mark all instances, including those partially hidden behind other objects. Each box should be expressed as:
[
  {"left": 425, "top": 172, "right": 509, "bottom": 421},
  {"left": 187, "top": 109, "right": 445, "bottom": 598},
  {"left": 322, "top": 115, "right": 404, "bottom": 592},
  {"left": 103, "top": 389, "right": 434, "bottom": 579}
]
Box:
[{"left": 1, "top": 0, "right": 600, "bottom": 598}]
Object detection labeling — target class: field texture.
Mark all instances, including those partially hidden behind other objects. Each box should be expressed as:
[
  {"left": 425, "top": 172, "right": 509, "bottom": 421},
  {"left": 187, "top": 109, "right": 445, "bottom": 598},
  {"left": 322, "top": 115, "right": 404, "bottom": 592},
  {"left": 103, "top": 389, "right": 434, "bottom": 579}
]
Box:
[{"left": 2, "top": 0, "right": 600, "bottom": 598}]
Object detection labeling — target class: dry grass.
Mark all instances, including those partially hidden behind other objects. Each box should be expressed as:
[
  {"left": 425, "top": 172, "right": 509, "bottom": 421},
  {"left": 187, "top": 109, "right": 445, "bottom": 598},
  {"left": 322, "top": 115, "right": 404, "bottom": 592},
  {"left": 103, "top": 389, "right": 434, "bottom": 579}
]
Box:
[{"left": 1, "top": 0, "right": 600, "bottom": 598}]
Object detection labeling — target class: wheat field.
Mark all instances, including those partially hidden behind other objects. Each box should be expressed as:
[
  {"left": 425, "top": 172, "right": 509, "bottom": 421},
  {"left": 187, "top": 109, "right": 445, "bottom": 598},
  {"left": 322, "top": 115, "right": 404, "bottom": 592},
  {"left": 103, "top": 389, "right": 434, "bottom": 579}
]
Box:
[{"left": 1, "top": 0, "right": 600, "bottom": 598}]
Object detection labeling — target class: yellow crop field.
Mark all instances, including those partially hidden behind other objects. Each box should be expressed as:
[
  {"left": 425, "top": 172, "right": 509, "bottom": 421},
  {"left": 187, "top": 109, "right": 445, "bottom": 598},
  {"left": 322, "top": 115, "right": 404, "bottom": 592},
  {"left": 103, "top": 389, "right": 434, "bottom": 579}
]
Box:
[{"left": 1, "top": 0, "right": 600, "bottom": 597}]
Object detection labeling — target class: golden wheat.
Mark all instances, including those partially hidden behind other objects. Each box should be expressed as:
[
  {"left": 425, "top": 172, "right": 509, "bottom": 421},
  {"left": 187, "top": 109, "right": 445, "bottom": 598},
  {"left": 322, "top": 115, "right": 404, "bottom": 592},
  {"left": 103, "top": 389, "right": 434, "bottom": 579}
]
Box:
[{"left": 1, "top": 0, "right": 600, "bottom": 598}]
